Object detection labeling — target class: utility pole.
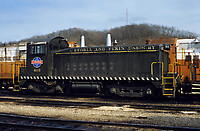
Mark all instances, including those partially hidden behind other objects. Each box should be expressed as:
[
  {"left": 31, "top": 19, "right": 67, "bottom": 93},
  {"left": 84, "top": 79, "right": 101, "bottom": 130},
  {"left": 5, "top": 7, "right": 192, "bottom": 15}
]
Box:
[{"left": 126, "top": 8, "right": 128, "bottom": 25}]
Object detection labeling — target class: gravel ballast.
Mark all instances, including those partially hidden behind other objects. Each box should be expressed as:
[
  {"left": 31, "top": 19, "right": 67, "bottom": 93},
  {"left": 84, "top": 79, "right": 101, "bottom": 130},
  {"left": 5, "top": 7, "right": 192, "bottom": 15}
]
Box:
[{"left": 0, "top": 101, "right": 200, "bottom": 128}]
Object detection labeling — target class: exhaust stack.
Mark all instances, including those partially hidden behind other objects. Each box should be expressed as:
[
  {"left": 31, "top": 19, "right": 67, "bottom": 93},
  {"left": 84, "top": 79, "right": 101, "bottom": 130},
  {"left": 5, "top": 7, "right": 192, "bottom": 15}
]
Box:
[
  {"left": 106, "top": 34, "right": 112, "bottom": 46},
  {"left": 80, "top": 35, "right": 85, "bottom": 47}
]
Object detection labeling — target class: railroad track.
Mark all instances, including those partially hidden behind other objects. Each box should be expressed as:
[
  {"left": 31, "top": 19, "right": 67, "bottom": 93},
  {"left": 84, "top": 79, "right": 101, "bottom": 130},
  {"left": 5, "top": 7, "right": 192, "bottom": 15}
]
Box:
[
  {"left": 0, "top": 113, "right": 199, "bottom": 131},
  {"left": 0, "top": 96, "right": 200, "bottom": 113},
  {"left": 0, "top": 92, "right": 200, "bottom": 129}
]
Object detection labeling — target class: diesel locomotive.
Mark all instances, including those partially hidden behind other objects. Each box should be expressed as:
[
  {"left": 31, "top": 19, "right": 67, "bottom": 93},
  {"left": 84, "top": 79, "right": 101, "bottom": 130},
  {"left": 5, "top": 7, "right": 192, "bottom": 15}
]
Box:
[
  {"left": 0, "top": 43, "right": 26, "bottom": 89},
  {"left": 148, "top": 38, "right": 200, "bottom": 94},
  {"left": 18, "top": 36, "right": 183, "bottom": 98}
]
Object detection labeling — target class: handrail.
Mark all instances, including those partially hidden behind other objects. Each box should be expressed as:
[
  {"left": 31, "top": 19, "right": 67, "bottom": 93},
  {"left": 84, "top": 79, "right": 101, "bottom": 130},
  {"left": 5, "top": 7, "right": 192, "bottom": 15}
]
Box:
[
  {"left": 18, "top": 64, "right": 20, "bottom": 83},
  {"left": 12, "top": 64, "right": 15, "bottom": 85},
  {"left": 151, "top": 62, "right": 181, "bottom": 88},
  {"left": 190, "top": 63, "right": 193, "bottom": 81},
  {"left": 173, "top": 62, "right": 181, "bottom": 87},
  {"left": 12, "top": 62, "right": 26, "bottom": 85},
  {"left": 171, "top": 63, "right": 175, "bottom": 87}
]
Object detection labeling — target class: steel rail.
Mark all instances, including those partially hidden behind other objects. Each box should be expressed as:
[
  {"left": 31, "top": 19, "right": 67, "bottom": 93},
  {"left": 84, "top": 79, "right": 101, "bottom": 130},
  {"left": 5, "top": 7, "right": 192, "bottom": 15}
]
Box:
[
  {"left": 0, "top": 113, "right": 199, "bottom": 130},
  {"left": 0, "top": 97, "right": 200, "bottom": 112}
]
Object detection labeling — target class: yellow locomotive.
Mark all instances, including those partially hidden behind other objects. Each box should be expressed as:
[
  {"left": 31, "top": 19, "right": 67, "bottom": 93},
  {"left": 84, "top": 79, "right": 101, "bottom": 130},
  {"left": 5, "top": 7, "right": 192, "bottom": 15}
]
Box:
[{"left": 0, "top": 42, "right": 26, "bottom": 89}]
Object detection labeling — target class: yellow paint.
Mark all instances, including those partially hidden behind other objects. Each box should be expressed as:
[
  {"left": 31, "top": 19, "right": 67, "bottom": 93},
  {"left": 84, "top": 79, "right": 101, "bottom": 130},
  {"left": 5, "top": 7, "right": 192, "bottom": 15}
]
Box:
[
  {"left": 164, "top": 88, "right": 173, "bottom": 90},
  {"left": 55, "top": 50, "right": 158, "bottom": 55},
  {"left": 163, "top": 94, "right": 173, "bottom": 96}
]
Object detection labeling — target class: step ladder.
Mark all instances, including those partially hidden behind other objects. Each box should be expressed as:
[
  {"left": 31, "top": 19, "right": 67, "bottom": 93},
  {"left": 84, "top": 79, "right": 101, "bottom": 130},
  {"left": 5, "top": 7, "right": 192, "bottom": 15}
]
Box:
[
  {"left": 163, "top": 73, "right": 176, "bottom": 97},
  {"left": 13, "top": 85, "right": 20, "bottom": 91},
  {"left": 151, "top": 62, "right": 180, "bottom": 98},
  {"left": 192, "top": 83, "right": 200, "bottom": 94},
  {"left": 12, "top": 64, "right": 22, "bottom": 92}
]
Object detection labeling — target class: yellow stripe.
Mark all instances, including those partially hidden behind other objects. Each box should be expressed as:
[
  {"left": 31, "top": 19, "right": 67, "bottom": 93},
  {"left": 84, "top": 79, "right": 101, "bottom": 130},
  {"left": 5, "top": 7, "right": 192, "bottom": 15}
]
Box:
[
  {"left": 55, "top": 50, "right": 158, "bottom": 55},
  {"left": 164, "top": 88, "right": 173, "bottom": 90},
  {"left": 192, "top": 92, "right": 200, "bottom": 94},
  {"left": 164, "top": 83, "right": 173, "bottom": 85},
  {"left": 109, "top": 50, "right": 157, "bottom": 53},
  {"left": 163, "top": 77, "right": 174, "bottom": 79},
  {"left": 163, "top": 94, "right": 173, "bottom": 95},
  {"left": 192, "top": 87, "right": 200, "bottom": 90},
  {"left": 192, "top": 84, "right": 200, "bottom": 86},
  {"left": 107, "top": 51, "right": 128, "bottom": 53},
  {"left": 130, "top": 50, "right": 157, "bottom": 52},
  {"left": 13, "top": 90, "right": 20, "bottom": 91}
]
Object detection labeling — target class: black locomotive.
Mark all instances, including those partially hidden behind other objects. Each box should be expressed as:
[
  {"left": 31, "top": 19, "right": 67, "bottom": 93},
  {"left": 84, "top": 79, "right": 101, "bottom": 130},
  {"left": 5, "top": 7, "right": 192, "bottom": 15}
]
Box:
[{"left": 19, "top": 37, "right": 180, "bottom": 97}]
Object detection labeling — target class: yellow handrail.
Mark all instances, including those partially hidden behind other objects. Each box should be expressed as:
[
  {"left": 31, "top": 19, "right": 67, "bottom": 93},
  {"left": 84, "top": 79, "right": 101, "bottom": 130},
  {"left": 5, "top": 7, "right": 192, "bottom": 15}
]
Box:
[
  {"left": 12, "top": 64, "right": 15, "bottom": 85},
  {"left": 170, "top": 63, "right": 175, "bottom": 87},
  {"left": 173, "top": 62, "right": 181, "bottom": 87},
  {"left": 18, "top": 64, "right": 20, "bottom": 83},
  {"left": 190, "top": 63, "right": 193, "bottom": 81},
  {"left": 12, "top": 63, "right": 25, "bottom": 85}
]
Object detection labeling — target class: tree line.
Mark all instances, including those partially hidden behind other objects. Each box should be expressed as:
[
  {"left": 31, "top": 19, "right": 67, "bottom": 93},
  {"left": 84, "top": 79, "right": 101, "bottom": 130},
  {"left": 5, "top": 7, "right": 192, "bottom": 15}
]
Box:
[{"left": 6, "top": 23, "right": 199, "bottom": 46}]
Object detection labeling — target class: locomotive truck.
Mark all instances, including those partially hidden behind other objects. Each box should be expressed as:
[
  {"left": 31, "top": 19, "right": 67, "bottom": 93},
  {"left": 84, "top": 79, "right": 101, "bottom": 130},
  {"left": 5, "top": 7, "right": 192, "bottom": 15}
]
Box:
[{"left": 18, "top": 36, "right": 182, "bottom": 98}]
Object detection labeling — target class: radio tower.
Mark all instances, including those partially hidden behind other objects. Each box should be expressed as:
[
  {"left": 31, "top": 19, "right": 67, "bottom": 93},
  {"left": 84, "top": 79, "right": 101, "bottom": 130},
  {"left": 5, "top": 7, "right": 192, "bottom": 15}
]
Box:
[{"left": 126, "top": 8, "right": 128, "bottom": 25}]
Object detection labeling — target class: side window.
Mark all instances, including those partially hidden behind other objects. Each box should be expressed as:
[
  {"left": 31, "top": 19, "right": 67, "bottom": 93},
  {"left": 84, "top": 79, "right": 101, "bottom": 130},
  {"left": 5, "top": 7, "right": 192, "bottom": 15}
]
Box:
[
  {"left": 185, "top": 55, "right": 191, "bottom": 61},
  {"left": 7, "top": 57, "right": 11, "bottom": 61},
  {"left": 13, "top": 56, "right": 18, "bottom": 61},
  {"left": 193, "top": 55, "right": 199, "bottom": 68},
  {"left": 30, "top": 45, "right": 45, "bottom": 54},
  {"left": 37, "top": 45, "right": 40, "bottom": 53},
  {"left": 40, "top": 45, "right": 45, "bottom": 53},
  {"left": 0, "top": 57, "right": 4, "bottom": 61},
  {"left": 30, "top": 45, "right": 35, "bottom": 54}
]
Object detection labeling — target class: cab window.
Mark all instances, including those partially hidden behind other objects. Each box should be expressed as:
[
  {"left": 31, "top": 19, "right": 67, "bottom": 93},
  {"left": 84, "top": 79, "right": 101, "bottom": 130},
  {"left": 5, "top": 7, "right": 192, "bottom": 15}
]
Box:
[{"left": 30, "top": 44, "right": 45, "bottom": 54}]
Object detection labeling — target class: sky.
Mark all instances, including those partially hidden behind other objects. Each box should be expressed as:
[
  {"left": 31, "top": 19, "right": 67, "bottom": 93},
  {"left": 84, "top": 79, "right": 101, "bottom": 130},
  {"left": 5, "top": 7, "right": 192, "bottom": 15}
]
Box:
[{"left": 0, "top": 0, "right": 200, "bottom": 42}]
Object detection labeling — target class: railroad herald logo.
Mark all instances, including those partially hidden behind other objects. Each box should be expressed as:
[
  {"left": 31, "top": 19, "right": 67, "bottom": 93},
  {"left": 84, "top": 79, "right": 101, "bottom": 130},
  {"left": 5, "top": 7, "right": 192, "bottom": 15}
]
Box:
[{"left": 31, "top": 57, "right": 43, "bottom": 68}]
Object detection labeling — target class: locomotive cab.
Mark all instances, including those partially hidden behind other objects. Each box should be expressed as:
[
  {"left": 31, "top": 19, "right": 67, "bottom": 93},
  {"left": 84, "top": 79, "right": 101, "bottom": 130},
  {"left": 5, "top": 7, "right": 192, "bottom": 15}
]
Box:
[
  {"left": 23, "top": 37, "right": 69, "bottom": 76},
  {"left": 19, "top": 37, "right": 69, "bottom": 93}
]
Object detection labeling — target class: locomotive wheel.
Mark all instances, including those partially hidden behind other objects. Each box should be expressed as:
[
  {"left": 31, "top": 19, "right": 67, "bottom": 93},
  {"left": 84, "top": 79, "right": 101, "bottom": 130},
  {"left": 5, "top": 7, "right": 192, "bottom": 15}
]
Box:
[
  {"left": 175, "top": 85, "right": 181, "bottom": 98},
  {"left": 4, "top": 86, "right": 9, "bottom": 90},
  {"left": 0, "top": 82, "right": 3, "bottom": 90},
  {"left": 27, "top": 83, "right": 40, "bottom": 93},
  {"left": 55, "top": 85, "right": 64, "bottom": 93}
]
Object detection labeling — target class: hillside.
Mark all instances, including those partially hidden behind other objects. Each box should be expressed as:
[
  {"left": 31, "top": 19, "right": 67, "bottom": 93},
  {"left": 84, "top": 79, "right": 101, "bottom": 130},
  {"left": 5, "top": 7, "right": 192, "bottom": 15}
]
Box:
[{"left": 20, "top": 24, "right": 198, "bottom": 46}]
